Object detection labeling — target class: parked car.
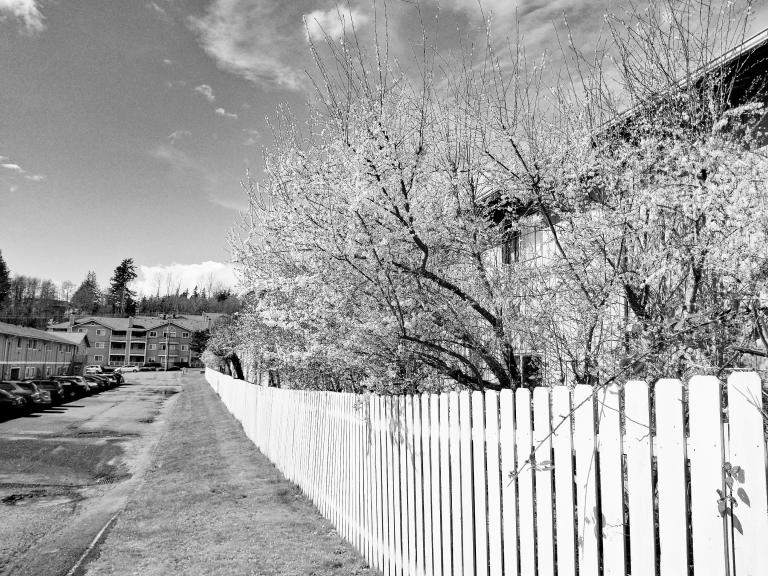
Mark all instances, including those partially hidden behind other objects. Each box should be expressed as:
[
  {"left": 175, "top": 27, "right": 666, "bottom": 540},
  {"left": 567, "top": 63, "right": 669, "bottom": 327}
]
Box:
[
  {"left": 87, "top": 374, "right": 115, "bottom": 389},
  {"left": 15, "top": 382, "right": 52, "bottom": 406},
  {"left": 102, "top": 374, "right": 121, "bottom": 387},
  {"left": 0, "top": 381, "right": 41, "bottom": 409},
  {"left": 0, "top": 389, "right": 25, "bottom": 414},
  {"left": 83, "top": 375, "right": 108, "bottom": 391},
  {"left": 115, "top": 365, "right": 139, "bottom": 373},
  {"left": 84, "top": 365, "right": 103, "bottom": 374},
  {"left": 140, "top": 362, "right": 162, "bottom": 371},
  {"left": 53, "top": 376, "right": 94, "bottom": 395},
  {"left": 27, "top": 379, "right": 67, "bottom": 403}
]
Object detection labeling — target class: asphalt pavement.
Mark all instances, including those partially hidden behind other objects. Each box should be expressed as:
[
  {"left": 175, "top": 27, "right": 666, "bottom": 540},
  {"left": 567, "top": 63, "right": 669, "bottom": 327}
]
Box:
[{"left": 0, "top": 371, "right": 183, "bottom": 576}]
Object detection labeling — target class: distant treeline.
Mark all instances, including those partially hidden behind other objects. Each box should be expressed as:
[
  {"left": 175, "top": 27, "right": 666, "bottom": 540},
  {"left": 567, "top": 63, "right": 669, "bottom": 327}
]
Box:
[{"left": 0, "top": 250, "right": 240, "bottom": 329}]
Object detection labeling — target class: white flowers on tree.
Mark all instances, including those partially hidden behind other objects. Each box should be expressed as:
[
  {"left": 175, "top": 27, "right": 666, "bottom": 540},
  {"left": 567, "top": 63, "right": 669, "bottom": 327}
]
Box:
[{"left": 230, "top": 0, "right": 768, "bottom": 391}]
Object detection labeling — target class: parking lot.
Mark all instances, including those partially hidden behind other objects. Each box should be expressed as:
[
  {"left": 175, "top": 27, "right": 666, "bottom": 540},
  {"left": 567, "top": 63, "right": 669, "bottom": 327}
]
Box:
[{"left": 0, "top": 372, "right": 184, "bottom": 576}]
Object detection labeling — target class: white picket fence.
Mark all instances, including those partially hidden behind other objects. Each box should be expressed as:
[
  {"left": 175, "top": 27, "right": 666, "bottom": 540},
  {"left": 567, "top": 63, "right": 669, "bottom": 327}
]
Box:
[{"left": 206, "top": 368, "right": 768, "bottom": 576}]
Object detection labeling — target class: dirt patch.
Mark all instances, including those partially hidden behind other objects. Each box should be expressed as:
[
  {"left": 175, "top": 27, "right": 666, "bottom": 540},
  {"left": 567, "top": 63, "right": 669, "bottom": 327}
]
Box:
[
  {"left": 0, "top": 438, "right": 130, "bottom": 486},
  {"left": 2, "top": 486, "right": 84, "bottom": 507}
]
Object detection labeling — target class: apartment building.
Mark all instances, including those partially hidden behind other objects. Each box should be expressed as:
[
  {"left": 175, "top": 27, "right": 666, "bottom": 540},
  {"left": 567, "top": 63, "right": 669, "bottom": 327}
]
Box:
[
  {"left": 48, "top": 313, "right": 222, "bottom": 368},
  {"left": 0, "top": 321, "right": 81, "bottom": 379}
]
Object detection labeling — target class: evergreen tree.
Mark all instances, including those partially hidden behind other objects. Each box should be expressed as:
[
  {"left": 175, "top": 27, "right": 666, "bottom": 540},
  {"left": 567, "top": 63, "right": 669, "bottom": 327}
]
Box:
[
  {"left": 0, "top": 250, "right": 10, "bottom": 310},
  {"left": 108, "top": 258, "right": 137, "bottom": 316},
  {"left": 71, "top": 271, "right": 101, "bottom": 314}
]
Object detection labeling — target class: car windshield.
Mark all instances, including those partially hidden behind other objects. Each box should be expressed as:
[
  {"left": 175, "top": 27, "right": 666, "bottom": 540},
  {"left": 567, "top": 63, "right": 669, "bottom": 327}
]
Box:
[{"left": 0, "top": 383, "right": 15, "bottom": 391}]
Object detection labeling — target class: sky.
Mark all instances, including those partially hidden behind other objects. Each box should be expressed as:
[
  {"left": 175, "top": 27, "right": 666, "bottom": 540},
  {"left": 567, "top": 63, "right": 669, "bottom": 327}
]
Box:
[{"left": 1, "top": 0, "right": 767, "bottom": 295}]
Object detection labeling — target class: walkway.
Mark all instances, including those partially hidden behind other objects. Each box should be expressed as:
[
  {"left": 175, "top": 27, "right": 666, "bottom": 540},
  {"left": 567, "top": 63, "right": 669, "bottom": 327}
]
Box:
[{"left": 83, "top": 374, "right": 376, "bottom": 576}]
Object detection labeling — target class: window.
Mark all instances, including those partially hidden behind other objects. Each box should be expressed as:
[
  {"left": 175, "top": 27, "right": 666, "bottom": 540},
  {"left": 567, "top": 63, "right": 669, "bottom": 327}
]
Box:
[
  {"left": 148, "top": 357, "right": 156, "bottom": 363},
  {"left": 25, "top": 366, "right": 37, "bottom": 378},
  {"left": 45, "top": 366, "right": 52, "bottom": 376},
  {"left": 78, "top": 328, "right": 86, "bottom": 333},
  {"left": 181, "top": 344, "right": 188, "bottom": 352},
  {"left": 96, "top": 329, "right": 105, "bottom": 336},
  {"left": 95, "top": 342, "right": 106, "bottom": 349},
  {"left": 149, "top": 331, "right": 157, "bottom": 337},
  {"left": 149, "top": 344, "right": 156, "bottom": 350},
  {"left": 181, "top": 332, "right": 190, "bottom": 339},
  {"left": 28, "top": 339, "right": 35, "bottom": 350},
  {"left": 16, "top": 338, "right": 21, "bottom": 348},
  {"left": 93, "top": 355, "right": 104, "bottom": 362},
  {"left": 46, "top": 343, "right": 52, "bottom": 351},
  {"left": 169, "top": 344, "right": 177, "bottom": 351}
]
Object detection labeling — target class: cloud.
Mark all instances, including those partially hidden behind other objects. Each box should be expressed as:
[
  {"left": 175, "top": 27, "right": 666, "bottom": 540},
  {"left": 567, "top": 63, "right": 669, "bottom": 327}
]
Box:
[
  {"left": 162, "top": 58, "right": 174, "bottom": 65},
  {"left": 194, "top": 83, "right": 216, "bottom": 102},
  {"left": 1, "top": 162, "right": 24, "bottom": 173},
  {"left": 1, "top": 159, "right": 44, "bottom": 181},
  {"left": 207, "top": 193, "right": 248, "bottom": 211},
  {"left": 148, "top": 2, "right": 167, "bottom": 17},
  {"left": 150, "top": 144, "right": 198, "bottom": 173},
  {"left": 304, "top": 6, "right": 369, "bottom": 42},
  {"left": 189, "top": 0, "right": 307, "bottom": 91},
  {"left": 0, "top": 0, "right": 45, "bottom": 33},
  {"left": 168, "top": 129, "right": 192, "bottom": 143},
  {"left": 215, "top": 107, "right": 238, "bottom": 119},
  {"left": 243, "top": 137, "right": 258, "bottom": 146},
  {"left": 135, "top": 261, "right": 238, "bottom": 296}
]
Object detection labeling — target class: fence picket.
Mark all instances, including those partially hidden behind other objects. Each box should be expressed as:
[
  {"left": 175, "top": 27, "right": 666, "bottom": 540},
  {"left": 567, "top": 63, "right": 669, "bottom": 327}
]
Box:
[
  {"left": 405, "top": 396, "right": 417, "bottom": 576},
  {"left": 573, "top": 384, "right": 599, "bottom": 576},
  {"left": 727, "top": 372, "right": 768, "bottom": 576},
  {"left": 533, "top": 387, "right": 555, "bottom": 576},
  {"left": 551, "top": 387, "right": 576, "bottom": 576},
  {"left": 459, "top": 391, "right": 475, "bottom": 576},
  {"left": 472, "top": 391, "right": 488, "bottom": 576},
  {"left": 449, "top": 392, "right": 463, "bottom": 576},
  {"left": 485, "top": 391, "right": 503, "bottom": 576},
  {"left": 413, "top": 396, "right": 425, "bottom": 576},
  {"left": 499, "top": 389, "right": 518, "bottom": 576},
  {"left": 439, "top": 394, "right": 453, "bottom": 576},
  {"left": 688, "top": 375, "right": 728, "bottom": 576},
  {"left": 655, "top": 379, "right": 689, "bottom": 576},
  {"left": 515, "top": 388, "right": 535, "bottom": 576},
  {"left": 624, "top": 381, "right": 655, "bottom": 576},
  {"left": 420, "top": 395, "right": 434, "bottom": 576},
  {"left": 596, "top": 384, "right": 626, "bottom": 576}
]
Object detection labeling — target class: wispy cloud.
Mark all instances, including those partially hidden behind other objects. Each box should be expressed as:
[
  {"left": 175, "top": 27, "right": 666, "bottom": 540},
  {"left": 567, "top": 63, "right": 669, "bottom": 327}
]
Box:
[
  {"left": 303, "top": 6, "right": 369, "bottom": 42},
  {"left": 194, "top": 83, "right": 216, "bottom": 102},
  {"left": 0, "top": 0, "right": 45, "bottom": 33},
  {"left": 168, "top": 129, "right": 192, "bottom": 143},
  {"left": 207, "top": 194, "right": 249, "bottom": 212},
  {"left": 150, "top": 144, "right": 197, "bottom": 171},
  {"left": 147, "top": 2, "right": 167, "bottom": 17},
  {"left": 215, "top": 107, "right": 238, "bottom": 119},
  {"left": 1, "top": 162, "right": 24, "bottom": 173},
  {"left": 162, "top": 58, "right": 174, "bottom": 65},
  {"left": 243, "top": 137, "right": 258, "bottom": 146},
  {"left": 1, "top": 158, "right": 45, "bottom": 181},
  {"left": 189, "top": 0, "right": 308, "bottom": 91}
]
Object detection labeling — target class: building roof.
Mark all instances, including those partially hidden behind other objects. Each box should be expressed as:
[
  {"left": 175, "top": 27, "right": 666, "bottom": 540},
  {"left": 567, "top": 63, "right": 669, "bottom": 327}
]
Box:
[
  {"left": 48, "top": 313, "right": 224, "bottom": 334},
  {"left": 50, "top": 331, "right": 91, "bottom": 347},
  {"left": 0, "top": 321, "right": 80, "bottom": 346}
]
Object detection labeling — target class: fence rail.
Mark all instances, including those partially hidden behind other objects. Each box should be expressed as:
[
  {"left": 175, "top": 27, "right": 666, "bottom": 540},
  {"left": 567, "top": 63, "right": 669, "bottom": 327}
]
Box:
[{"left": 206, "top": 368, "right": 768, "bottom": 576}]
